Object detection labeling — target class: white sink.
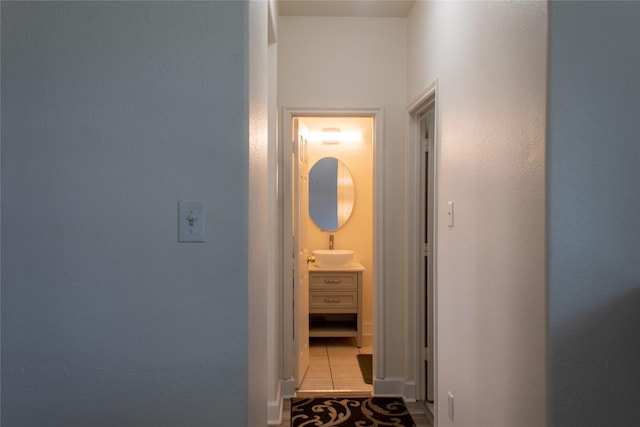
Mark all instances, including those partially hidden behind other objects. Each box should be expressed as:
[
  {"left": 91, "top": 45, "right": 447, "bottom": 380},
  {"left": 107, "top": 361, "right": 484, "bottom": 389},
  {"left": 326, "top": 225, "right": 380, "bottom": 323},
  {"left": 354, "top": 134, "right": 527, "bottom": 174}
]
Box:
[{"left": 312, "top": 249, "right": 354, "bottom": 268}]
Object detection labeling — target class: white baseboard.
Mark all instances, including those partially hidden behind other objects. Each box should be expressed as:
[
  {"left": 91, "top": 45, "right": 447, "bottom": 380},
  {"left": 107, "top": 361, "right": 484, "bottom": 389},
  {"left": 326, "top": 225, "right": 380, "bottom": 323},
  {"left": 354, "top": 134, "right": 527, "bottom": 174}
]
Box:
[
  {"left": 267, "top": 399, "right": 282, "bottom": 425},
  {"left": 281, "top": 378, "right": 296, "bottom": 398},
  {"left": 268, "top": 378, "right": 297, "bottom": 425},
  {"left": 372, "top": 378, "right": 417, "bottom": 402},
  {"left": 267, "top": 381, "right": 283, "bottom": 425},
  {"left": 373, "top": 377, "right": 407, "bottom": 396},
  {"left": 403, "top": 380, "right": 417, "bottom": 402}
]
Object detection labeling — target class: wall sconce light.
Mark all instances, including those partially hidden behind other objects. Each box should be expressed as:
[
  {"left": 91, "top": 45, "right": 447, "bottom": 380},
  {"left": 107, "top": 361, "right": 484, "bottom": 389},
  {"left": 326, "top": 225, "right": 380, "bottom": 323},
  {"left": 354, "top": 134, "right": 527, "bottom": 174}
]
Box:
[{"left": 306, "top": 128, "right": 362, "bottom": 144}]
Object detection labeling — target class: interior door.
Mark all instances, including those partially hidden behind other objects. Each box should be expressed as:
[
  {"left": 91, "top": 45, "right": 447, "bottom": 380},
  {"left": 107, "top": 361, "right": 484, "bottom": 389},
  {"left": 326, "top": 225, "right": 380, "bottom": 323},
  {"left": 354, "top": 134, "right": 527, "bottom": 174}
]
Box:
[
  {"left": 420, "top": 109, "right": 435, "bottom": 402},
  {"left": 293, "top": 118, "right": 310, "bottom": 388}
]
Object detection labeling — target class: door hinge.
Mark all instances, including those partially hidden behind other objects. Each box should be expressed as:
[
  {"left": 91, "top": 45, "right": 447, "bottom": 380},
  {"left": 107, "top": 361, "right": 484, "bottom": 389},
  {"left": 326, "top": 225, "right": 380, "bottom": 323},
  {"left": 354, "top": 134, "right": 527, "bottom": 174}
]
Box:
[
  {"left": 422, "top": 138, "right": 430, "bottom": 153},
  {"left": 423, "top": 243, "right": 429, "bottom": 257},
  {"left": 424, "top": 347, "right": 430, "bottom": 362}
]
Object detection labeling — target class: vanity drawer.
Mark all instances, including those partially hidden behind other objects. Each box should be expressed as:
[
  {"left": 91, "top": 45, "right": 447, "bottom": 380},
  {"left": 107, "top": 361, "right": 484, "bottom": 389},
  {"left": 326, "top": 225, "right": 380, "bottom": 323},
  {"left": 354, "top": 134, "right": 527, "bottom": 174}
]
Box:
[
  {"left": 310, "top": 291, "right": 357, "bottom": 311},
  {"left": 309, "top": 272, "right": 357, "bottom": 291}
]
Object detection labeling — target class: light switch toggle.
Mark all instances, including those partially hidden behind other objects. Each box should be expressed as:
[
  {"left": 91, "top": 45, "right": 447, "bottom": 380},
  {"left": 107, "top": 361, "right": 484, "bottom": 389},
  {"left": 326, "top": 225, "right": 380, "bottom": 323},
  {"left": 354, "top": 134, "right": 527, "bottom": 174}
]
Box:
[
  {"left": 179, "top": 201, "right": 205, "bottom": 242},
  {"left": 447, "top": 201, "right": 454, "bottom": 227}
]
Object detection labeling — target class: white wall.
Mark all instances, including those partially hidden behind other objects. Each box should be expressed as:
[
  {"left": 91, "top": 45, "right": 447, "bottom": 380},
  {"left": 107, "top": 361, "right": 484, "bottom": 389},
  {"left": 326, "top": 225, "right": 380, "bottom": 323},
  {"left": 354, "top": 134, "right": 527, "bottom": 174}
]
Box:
[
  {"left": 2, "top": 3, "right": 251, "bottom": 425},
  {"left": 407, "top": 2, "right": 547, "bottom": 426},
  {"left": 547, "top": 2, "right": 640, "bottom": 425},
  {"left": 278, "top": 16, "right": 408, "bottom": 380}
]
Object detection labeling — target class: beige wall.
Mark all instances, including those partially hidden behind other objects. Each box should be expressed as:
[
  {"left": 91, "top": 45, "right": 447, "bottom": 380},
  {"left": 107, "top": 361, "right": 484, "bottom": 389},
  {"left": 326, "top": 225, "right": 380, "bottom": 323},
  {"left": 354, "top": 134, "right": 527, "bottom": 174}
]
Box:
[{"left": 408, "top": 1, "right": 547, "bottom": 425}]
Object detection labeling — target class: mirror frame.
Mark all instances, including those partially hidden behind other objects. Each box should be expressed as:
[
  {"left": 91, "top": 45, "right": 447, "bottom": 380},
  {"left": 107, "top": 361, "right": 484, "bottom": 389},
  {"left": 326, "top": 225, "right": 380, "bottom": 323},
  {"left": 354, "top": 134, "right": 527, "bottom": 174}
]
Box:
[{"left": 308, "top": 157, "right": 355, "bottom": 231}]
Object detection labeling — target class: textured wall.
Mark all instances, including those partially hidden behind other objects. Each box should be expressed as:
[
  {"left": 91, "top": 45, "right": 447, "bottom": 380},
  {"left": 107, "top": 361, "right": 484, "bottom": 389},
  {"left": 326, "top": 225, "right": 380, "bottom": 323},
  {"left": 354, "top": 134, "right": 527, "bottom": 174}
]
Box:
[
  {"left": 408, "top": 1, "right": 547, "bottom": 425},
  {"left": 547, "top": 2, "right": 640, "bottom": 425},
  {"left": 1, "top": 2, "right": 249, "bottom": 426}
]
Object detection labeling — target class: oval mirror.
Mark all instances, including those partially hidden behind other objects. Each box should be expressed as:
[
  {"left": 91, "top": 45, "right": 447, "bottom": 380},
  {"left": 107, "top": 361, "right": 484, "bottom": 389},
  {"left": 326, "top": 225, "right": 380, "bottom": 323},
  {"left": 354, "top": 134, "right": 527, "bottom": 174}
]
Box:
[{"left": 308, "top": 157, "right": 355, "bottom": 231}]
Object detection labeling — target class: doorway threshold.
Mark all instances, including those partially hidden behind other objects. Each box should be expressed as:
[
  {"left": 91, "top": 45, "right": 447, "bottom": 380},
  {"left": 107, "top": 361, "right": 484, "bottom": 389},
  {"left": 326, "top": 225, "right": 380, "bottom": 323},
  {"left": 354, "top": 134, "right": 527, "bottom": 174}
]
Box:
[{"left": 295, "top": 390, "right": 372, "bottom": 398}]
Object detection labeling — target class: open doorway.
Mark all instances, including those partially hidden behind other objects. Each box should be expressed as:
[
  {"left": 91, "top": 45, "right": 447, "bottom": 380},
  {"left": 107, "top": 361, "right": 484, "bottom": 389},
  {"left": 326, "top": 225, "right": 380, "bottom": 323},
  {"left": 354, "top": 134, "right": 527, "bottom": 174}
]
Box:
[
  {"left": 407, "top": 88, "right": 437, "bottom": 412},
  {"left": 419, "top": 106, "right": 435, "bottom": 403},
  {"left": 281, "top": 110, "right": 382, "bottom": 396}
]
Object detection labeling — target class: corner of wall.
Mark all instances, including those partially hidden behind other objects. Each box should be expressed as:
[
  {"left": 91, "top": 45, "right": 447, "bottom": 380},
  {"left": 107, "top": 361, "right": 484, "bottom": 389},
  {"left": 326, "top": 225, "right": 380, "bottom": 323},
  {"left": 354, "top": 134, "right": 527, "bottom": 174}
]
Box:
[
  {"left": 248, "top": 0, "right": 270, "bottom": 426},
  {"left": 373, "top": 377, "right": 410, "bottom": 398},
  {"left": 267, "top": 381, "right": 283, "bottom": 425}
]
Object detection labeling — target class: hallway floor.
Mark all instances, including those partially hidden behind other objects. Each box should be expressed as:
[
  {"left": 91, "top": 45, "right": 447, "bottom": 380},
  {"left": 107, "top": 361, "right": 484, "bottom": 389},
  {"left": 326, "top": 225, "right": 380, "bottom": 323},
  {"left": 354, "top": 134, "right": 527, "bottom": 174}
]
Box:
[
  {"left": 270, "top": 336, "right": 434, "bottom": 426},
  {"left": 298, "top": 337, "right": 373, "bottom": 393}
]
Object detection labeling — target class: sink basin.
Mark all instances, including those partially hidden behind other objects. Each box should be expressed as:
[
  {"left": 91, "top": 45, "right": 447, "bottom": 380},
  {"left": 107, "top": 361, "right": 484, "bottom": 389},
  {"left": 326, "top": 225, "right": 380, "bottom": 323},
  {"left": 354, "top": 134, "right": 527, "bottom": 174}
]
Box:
[{"left": 312, "top": 249, "right": 354, "bottom": 268}]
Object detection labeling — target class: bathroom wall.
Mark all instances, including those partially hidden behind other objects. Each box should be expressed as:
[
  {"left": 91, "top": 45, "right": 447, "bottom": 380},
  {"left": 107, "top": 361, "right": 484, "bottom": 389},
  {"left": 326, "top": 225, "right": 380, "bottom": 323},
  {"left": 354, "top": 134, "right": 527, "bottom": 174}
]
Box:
[
  {"left": 279, "top": 16, "right": 407, "bottom": 379},
  {"left": 301, "top": 117, "right": 374, "bottom": 334},
  {"left": 2, "top": 2, "right": 253, "bottom": 425},
  {"left": 547, "top": 2, "right": 640, "bottom": 425},
  {"left": 407, "top": 1, "right": 547, "bottom": 426}
]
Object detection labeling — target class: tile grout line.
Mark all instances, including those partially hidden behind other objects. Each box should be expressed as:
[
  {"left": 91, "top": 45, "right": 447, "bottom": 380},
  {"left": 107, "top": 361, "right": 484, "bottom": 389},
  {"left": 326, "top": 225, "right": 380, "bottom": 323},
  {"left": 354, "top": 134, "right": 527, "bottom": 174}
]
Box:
[{"left": 326, "top": 341, "right": 336, "bottom": 390}]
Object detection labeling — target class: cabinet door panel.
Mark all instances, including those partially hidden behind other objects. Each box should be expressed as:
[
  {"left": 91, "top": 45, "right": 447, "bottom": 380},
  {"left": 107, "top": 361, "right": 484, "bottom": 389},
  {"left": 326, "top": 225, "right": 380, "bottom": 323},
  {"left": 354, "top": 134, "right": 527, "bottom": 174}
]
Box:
[
  {"left": 309, "top": 273, "right": 357, "bottom": 290},
  {"left": 310, "top": 291, "right": 357, "bottom": 311}
]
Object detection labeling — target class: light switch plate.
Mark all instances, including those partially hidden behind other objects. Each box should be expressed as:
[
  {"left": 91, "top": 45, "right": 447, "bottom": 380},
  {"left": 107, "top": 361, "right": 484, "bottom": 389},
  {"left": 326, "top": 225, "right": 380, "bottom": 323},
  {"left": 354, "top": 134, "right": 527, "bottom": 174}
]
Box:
[
  {"left": 179, "top": 201, "right": 205, "bottom": 242},
  {"left": 447, "top": 201, "right": 454, "bottom": 227}
]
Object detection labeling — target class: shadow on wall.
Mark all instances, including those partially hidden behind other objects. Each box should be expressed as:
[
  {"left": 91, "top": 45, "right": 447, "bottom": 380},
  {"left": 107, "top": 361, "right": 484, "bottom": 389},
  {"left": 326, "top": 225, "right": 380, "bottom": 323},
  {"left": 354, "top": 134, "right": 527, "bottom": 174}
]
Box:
[{"left": 551, "top": 285, "right": 640, "bottom": 425}]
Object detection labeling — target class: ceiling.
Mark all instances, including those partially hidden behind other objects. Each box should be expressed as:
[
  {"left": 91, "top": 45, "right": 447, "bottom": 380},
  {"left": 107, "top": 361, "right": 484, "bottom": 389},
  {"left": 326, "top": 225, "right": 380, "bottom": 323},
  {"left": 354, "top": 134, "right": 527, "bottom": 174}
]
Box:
[{"left": 278, "top": 0, "right": 416, "bottom": 17}]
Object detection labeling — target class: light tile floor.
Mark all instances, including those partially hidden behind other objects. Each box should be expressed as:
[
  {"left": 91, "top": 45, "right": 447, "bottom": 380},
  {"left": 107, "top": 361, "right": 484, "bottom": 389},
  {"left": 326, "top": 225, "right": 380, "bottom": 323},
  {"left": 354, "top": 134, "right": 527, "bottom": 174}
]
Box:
[{"left": 298, "top": 336, "right": 372, "bottom": 393}]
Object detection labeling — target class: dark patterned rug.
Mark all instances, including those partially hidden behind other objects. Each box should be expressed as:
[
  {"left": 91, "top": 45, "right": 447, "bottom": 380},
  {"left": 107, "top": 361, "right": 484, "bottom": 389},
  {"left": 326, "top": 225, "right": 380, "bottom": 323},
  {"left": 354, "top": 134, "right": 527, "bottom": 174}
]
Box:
[{"left": 291, "top": 397, "right": 416, "bottom": 426}]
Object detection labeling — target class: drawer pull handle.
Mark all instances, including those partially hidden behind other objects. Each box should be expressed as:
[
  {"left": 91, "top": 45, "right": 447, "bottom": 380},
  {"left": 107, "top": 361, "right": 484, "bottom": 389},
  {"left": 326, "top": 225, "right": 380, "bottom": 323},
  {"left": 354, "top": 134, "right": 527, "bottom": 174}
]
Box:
[
  {"left": 324, "top": 279, "right": 341, "bottom": 284},
  {"left": 324, "top": 298, "right": 341, "bottom": 303}
]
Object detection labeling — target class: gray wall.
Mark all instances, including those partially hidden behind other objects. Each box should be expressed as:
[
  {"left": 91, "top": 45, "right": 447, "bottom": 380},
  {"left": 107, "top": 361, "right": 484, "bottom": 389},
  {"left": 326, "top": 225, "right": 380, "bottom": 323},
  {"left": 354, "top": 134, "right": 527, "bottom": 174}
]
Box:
[
  {"left": 547, "top": 2, "right": 640, "bottom": 425},
  {"left": 1, "top": 2, "right": 249, "bottom": 426}
]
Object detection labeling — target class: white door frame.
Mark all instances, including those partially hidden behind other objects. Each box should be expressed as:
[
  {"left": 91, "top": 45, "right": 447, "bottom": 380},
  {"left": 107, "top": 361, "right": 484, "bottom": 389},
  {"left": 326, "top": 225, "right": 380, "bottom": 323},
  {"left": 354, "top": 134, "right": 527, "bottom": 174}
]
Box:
[
  {"left": 406, "top": 81, "right": 439, "bottom": 409},
  {"left": 280, "top": 107, "right": 384, "bottom": 395}
]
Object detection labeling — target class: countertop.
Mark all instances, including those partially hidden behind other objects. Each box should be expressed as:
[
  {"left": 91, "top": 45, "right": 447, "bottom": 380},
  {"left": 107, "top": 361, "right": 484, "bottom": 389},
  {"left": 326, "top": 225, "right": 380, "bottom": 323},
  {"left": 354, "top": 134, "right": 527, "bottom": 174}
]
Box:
[{"left": 308, "top": 262, "right": 366, "bottom": 272}]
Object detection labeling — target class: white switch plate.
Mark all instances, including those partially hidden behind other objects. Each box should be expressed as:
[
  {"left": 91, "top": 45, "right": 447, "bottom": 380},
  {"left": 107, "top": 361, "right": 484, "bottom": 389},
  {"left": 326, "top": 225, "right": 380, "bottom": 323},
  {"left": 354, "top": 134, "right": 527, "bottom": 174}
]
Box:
[
  {"left": 447, "top": 201, "right": 454, "bottom": 227},
  {"left": 179, "top": 201, "right": 205, "bottom": 242}
]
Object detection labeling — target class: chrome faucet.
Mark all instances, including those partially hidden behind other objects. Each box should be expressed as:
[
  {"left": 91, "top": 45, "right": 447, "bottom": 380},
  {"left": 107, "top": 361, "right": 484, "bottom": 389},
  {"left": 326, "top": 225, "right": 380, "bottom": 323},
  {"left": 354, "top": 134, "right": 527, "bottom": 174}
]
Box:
[{"left": 329, "top": 234, "right": 334, "bottom": 250}]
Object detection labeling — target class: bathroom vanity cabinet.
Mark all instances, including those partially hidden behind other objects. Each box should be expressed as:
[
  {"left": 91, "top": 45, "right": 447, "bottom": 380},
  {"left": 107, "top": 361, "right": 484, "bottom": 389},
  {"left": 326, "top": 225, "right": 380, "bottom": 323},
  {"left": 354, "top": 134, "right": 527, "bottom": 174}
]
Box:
[{"left": 308, "top": 264, "right": 364, "bottom": 347}]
